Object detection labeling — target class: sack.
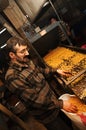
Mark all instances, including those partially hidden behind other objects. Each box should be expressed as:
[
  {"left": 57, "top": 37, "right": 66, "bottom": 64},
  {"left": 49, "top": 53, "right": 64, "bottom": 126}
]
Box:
[{"left": 59, "top": 94, "right": 86, "bottom": 130}]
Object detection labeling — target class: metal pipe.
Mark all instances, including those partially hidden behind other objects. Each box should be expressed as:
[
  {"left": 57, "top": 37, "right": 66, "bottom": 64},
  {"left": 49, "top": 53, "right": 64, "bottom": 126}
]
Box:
[{"left": 48, "top": 0, "right": 61, "bottom": 21}]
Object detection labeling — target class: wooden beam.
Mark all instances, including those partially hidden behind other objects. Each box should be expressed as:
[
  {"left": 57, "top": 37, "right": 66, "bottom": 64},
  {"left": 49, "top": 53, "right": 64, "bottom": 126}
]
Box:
[
  {"left": 0, "top": 14, "right": 19, "bottom": 37},
  {"left": 0, "top": 104, "right": 30, "bottom": 130},
  {"left": 3, "top": 0, "right": 28, "bottom": 30}
]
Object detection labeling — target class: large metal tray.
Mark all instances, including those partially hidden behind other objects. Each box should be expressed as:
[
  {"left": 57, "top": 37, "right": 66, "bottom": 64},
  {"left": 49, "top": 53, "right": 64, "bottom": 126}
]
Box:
[{"left": 43, "top": 45, "right": 86, "bottom": 102}]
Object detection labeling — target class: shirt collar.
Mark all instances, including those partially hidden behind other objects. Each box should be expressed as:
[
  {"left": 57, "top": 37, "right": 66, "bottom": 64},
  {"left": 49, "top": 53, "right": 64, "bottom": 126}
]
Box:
[{"left": 10, "top": 61, "right": 29, "bottom": 71}]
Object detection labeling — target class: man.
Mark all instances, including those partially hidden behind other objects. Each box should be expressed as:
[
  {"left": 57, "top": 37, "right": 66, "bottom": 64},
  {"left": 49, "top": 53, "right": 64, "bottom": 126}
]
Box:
[
  {"left": 50, "top": 17, "right": 74, "bottom": 45},
  {"left": 5, "top": 36, "right": 77, "bottom": 130}
]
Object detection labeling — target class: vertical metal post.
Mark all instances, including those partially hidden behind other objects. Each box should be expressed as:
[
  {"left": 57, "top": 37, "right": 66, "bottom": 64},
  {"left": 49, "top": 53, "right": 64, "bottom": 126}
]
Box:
[
  {"left": 48, "top": 0, "right": 61, "bottom": 21},
  {"left": 48, "top": 0, "right": 73, "bottom": 46}
]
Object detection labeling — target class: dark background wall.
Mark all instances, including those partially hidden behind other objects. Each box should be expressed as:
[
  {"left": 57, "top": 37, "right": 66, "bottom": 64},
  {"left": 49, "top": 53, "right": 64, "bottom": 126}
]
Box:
[{"left": 33, "top": 0, "right": 86, "bottom": 28}]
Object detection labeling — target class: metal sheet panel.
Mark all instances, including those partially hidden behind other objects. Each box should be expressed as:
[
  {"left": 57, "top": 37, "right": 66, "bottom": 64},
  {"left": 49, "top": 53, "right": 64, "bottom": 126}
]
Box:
[{"left": 16, "top": 0, "right": 46, "bottom": 21}]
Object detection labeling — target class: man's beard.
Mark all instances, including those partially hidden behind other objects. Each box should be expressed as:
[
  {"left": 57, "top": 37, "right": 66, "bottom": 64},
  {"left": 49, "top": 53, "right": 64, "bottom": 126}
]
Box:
[{"left": 17, "top": 56, "right": 29, "bottom": 64}]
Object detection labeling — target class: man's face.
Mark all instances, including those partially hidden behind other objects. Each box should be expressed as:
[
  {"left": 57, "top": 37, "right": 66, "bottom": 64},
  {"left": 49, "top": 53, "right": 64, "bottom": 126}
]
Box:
[{"left": 13, "top": 44, "right": 29, "bottom": 63}]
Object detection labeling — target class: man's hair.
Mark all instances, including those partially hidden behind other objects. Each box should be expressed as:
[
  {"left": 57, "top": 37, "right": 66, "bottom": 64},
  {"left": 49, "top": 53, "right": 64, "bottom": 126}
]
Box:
[{"left": 6, "top": 36, "right": 29, "bottom": 53}]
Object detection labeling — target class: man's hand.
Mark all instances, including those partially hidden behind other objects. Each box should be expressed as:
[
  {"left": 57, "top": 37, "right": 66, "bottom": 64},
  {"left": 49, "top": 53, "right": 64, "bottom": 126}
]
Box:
[
  {"left": 63, "top": 100, "right": 78, "bottom": 113},
  {"left": 57, "top": 69, "right": 72, "bottom": 77}
]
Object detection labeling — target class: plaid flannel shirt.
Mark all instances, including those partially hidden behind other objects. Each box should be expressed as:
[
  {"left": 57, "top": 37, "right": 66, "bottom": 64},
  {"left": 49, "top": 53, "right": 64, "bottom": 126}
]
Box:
[{"left": 5, "top": 59, "right": 63, "bottom": 124}]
